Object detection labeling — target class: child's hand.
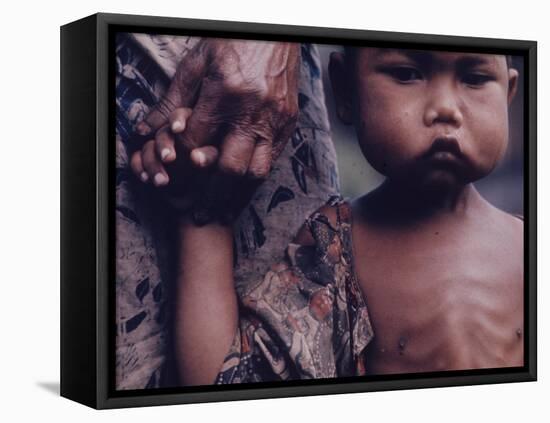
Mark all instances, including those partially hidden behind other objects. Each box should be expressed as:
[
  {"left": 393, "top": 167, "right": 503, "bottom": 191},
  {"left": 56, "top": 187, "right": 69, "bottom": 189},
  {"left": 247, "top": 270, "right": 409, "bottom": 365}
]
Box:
[
  {"left": 130, "top": 107, "right": 219, "bottom": 187},
  {"left": 130, "top": 107, "right": 218, "bottom": 187},
  {"left": 128, "top": 106, "right": 266, "bottom": 225},
  {"left": 129, "top": 107, "right": 222, "bottom": 219}
]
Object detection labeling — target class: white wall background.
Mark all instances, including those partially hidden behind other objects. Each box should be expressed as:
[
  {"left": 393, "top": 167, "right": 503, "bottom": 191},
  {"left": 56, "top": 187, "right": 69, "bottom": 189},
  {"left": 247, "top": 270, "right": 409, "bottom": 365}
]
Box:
[{"left": 0, "top": 0, "right": 546, "bottom": 420}]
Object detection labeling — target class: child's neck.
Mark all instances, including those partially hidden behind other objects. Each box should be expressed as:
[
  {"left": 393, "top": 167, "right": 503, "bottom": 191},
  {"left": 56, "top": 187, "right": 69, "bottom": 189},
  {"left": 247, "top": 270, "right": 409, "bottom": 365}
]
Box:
[{"left": 357, "top": 179, "right": 485, "bottom": 226}]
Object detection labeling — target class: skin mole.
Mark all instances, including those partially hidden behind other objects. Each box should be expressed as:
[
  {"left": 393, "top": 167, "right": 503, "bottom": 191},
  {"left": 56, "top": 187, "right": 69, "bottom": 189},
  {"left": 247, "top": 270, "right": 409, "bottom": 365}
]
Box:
[
  {"left": 329, "top": 47, "right": 524, "bottom": 374},
  {"left": 398, "top": 337, "right": 407, "bottom": 355}
]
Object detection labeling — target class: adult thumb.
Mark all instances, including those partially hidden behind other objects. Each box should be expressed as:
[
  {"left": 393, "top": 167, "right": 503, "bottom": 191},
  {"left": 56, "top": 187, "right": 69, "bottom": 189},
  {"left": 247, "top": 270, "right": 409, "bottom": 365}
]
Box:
[{"left": 140, "top": 43, "right": 209, "bottom": 134}]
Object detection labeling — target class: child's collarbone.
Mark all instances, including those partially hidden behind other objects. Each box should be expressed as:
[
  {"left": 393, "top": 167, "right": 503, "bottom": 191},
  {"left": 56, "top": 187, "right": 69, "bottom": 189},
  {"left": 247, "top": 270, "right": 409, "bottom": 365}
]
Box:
[{"left": 355, "top": 223, "right": 523, "bottom": 374}]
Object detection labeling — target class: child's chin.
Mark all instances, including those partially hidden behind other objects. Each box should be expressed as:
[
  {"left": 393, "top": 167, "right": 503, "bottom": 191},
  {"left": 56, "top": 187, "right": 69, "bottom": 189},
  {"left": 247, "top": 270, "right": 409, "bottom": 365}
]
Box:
[{"left": 417, "top": 169, "right": 466, "bottom": 193}]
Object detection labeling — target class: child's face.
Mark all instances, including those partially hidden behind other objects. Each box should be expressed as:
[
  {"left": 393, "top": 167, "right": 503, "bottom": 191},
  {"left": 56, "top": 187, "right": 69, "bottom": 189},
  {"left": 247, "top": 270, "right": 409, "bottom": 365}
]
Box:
[{"left": 330, "top": 48, "right": 518, "bottom": 191}]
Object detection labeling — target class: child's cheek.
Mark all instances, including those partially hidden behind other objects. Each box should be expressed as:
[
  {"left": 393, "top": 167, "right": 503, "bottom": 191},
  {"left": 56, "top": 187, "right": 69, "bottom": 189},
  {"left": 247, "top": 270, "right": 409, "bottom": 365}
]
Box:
[
  {"left": 354, "top": 85, "right": 421, "bottom": 176},
  {"left": 462, "top": 96, "right": 510, "bottom": 177}
]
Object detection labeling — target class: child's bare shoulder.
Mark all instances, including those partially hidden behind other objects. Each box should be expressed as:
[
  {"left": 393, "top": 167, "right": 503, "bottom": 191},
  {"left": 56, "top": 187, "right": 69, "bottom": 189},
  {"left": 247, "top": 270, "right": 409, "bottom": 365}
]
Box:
[
  {"left": 488, "top": 204, "right": 524, "bottom": 246},
  {"left": 480, "top": 204, "right": 524, "bottom": 286}
]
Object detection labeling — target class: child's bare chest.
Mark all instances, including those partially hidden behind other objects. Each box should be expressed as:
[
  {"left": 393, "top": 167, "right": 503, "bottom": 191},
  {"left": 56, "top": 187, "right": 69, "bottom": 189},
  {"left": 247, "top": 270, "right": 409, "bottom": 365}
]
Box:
[{"left": 351, "top": 221, "right": 524, "bottom": 374}]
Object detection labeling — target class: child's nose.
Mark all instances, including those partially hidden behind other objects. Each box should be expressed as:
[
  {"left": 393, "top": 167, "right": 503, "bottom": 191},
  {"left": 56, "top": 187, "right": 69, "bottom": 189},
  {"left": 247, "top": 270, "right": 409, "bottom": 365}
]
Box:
[{"left": 423, "top": 78, "right": 464, "bottom": 129}]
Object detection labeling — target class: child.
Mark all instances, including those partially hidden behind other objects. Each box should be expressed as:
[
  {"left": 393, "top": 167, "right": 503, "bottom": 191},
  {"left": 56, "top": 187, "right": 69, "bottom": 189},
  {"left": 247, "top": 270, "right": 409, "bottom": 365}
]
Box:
[{"left": 131, "top": 46, "right": 524, "bottom": 386}]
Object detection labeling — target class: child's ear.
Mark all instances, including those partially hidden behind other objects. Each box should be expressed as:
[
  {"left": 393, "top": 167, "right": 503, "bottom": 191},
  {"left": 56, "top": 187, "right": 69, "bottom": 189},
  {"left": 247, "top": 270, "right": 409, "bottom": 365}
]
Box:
[
  {"left": 328, "top": 51, "right": 354, "bottom": 125},
  {"left": 507, "top": 68, "right": 519, "bottom": 106}
]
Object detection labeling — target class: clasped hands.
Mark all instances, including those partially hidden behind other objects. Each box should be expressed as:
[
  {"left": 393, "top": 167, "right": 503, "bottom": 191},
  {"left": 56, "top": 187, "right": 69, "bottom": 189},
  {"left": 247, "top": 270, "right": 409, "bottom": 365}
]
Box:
[{"left": 129, "top": 39, "right": 300, "bottom": 224}]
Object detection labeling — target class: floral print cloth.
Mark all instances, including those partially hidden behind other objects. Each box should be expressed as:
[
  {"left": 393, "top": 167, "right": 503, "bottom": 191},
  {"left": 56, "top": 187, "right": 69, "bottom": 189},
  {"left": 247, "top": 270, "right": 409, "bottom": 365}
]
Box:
[
  {"left": 115, "top": 32, "right": 340, "bottom": 389},
  {"left": 216, "top": 196, "right": 374, "bottom": 384}
]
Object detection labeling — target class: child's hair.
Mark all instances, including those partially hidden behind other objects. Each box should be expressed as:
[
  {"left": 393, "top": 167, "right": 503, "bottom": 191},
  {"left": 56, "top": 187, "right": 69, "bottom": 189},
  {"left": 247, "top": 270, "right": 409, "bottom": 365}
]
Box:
[{"left": 343, "top": 46, "right": 514, "bottom": 70}]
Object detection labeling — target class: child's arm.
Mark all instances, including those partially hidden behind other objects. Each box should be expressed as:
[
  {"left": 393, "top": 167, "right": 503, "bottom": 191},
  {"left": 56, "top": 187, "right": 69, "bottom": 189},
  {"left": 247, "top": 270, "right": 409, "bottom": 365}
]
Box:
[{"left": 173, "top": 216, "right": 238, "bottom": 386}]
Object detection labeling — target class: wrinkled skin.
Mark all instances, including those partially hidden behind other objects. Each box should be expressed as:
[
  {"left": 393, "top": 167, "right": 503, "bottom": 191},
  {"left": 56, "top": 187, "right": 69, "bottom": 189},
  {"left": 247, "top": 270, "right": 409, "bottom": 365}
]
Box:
[{"left": 131, "top": 39, "right": 300, "bottom": 223}]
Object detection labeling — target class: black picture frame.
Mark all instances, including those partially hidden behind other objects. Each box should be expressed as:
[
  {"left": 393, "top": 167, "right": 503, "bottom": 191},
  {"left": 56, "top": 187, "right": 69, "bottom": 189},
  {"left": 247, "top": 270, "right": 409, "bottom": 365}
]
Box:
[{"left": 60, "top": 12, "right": 537, "bottom": 409}]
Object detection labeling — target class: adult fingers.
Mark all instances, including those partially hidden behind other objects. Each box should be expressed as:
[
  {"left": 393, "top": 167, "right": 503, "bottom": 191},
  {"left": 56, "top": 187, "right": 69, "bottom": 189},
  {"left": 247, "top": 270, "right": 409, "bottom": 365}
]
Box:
[
  {"left": 175, "top": 95, "right": 219, "bottom": 152},
  {"left": 190, "top": 146, "right": 219, "bottom": 168},
  {"left": 191, "top": 130, "right": 262, "bottom": 224},
  {"left": 169, "top": 107, "right": 193, "bottom": 133},
  {"left": 155, "top": 125, "right": 177, "bottom": 164},
  {"left": 244, "top": 115, "right": 296, "bottom": 180},
  {"left": 142, "top": 140, "right": 169, "bottom": 187},
  {"left": 141, "top": 44, "right": 208, "bottom": 134},
  {"left": 130, "top": 150, "right": 149, "bottom": 183},
  {"left": 138, "top": 88, "right": 180, "bottom": 135},
  {"left": 217, "top": 130, "right": 256, "bottom": 176},
  {"left": 247, "top": 138, "right": 272, "bottom": 179}
]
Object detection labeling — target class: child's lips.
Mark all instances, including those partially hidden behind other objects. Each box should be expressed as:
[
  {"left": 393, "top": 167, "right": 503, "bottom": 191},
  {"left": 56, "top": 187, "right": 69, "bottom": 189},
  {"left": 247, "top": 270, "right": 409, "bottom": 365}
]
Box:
[
  {"left": 421, "top": 136, "right": 465, "bottom": 170},
  {"left": 430, "top": 151, "right": 459, "bottom": 161},
  {"left": 424, "top": 136, "right": 462, "bottom": 158}
]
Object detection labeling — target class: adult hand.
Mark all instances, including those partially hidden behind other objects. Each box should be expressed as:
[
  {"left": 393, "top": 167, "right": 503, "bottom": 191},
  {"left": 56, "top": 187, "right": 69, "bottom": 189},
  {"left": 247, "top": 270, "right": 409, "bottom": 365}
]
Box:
[{"left": 130, "top": 39, "right": 300, "bottom": 223}]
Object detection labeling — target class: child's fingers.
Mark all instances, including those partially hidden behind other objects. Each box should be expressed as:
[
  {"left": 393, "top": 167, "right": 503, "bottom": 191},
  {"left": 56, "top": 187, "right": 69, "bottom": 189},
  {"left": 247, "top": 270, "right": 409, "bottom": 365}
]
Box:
[
  {"left": 190, "top": 146, "right": 219, "bottom": 168},
  {"left": 130, "top": 150, "right": 149, "bottom": 183},
  {"left": 155, "top": 126, "right": 177, "bottom": 163},
  {"left": 169, "top": 107, "right": 193, "bottom": 133},
  {"left": 142, "top": 140, "right": 170, "bottom": 187}
]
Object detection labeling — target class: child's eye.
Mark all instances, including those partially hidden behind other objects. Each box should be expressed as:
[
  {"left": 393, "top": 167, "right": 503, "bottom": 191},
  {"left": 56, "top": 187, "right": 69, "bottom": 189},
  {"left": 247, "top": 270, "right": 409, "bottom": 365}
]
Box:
[
  {"left": 462, "top": 73, "right": 494, "bottom": 86},
  {"left": 386, "top": 67, "right": 423, "bottom": 83}
]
